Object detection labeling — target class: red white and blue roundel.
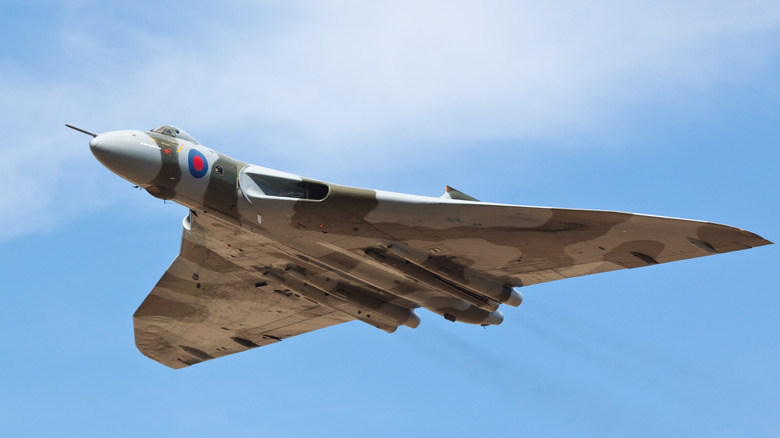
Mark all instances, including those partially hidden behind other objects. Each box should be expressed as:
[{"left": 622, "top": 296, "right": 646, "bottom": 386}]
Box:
[{"left": 188, "top": 149, "right": 208, "bottom": 178}]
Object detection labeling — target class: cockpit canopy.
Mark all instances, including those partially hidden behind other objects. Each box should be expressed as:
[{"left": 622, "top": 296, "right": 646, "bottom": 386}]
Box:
[{"left": 151, "top": 125, "right": 199, "bottom": 144}]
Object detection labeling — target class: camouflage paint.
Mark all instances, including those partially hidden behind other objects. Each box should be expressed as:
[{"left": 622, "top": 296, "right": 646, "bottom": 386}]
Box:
[
  {"left": 82, "top": 126, "right": 772, "bottom": 368},
  {"left": 145, "top": 132, "right": 182, "bottom": 200}
]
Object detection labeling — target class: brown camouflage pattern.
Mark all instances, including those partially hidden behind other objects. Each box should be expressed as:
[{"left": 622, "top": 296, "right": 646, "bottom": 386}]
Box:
[{"left": 84, "top": 126, "right": 772, "bottom": 369}]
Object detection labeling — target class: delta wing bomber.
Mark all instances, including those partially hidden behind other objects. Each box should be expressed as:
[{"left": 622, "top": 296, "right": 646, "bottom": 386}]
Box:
[{"left": 67, "top": 124, "right": 772, "bottom": 369}]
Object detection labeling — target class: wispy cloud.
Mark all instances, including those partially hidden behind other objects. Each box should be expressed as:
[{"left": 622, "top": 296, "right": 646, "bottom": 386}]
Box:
[
  {"left": 132, "top": 2, "right": 780, "bottom": 139},
  {"left": 37, "top": 1, "right": 780, "bottom": 144},
  {"left": 1, "top": 0, "right": 779, "bottom": 242}
]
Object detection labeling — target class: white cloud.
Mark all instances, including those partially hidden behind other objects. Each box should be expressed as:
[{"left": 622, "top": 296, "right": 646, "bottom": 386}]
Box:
[
  {"left": 163, "top": 0, "right": 780, "bottom": 145},
  {"left": 1, "top": 0, "right": 779, "bottom": 242},
  {"left": 41, "top": 1, "right": 780, "bottom": 145}
]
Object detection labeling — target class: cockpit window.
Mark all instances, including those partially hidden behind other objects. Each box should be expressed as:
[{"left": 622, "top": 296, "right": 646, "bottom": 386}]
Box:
[{"left": 150, "top": 125, "right": 199, "bottom": 144}]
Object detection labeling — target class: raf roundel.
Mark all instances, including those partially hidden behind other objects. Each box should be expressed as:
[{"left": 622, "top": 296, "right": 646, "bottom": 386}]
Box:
[{"left": 188, "top": 149, "right": 208, "bottom": 179}]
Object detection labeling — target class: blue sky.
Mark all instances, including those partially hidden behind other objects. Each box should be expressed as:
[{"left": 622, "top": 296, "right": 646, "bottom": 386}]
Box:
[{"left": 1, "top": 1, "right": 779, "bottom": 437}]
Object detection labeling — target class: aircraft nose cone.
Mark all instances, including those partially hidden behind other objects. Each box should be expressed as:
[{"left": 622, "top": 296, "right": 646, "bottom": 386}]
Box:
[{"left": 90, "top": 131, "right": 163, "bottom": 185}]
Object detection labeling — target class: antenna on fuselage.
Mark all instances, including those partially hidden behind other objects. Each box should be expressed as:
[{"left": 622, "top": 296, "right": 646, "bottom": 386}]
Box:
[{"left": 65, "top": 124, "right": 97, "bottom": 138}]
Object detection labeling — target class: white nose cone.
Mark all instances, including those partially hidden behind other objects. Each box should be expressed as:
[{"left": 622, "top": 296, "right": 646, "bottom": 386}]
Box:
[{"left": 90, "top": 131, "right": 162, "bottom": 185}]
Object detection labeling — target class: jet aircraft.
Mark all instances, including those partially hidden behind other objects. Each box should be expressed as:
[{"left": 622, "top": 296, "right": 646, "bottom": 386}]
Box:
[{"left": 68, "top": 124, "right": 772, "bottom": 369}]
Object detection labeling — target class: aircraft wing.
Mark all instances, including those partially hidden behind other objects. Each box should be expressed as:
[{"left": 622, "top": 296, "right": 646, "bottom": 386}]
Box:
[
  {"left": 355, "top": 197, "right": 772, "bottom": 288},
  {"left": 133, "top": 220, "right": 353, "bottom": 369},
  {"left": 133, "top": 190, "right": 770, "bottom": 369}
]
